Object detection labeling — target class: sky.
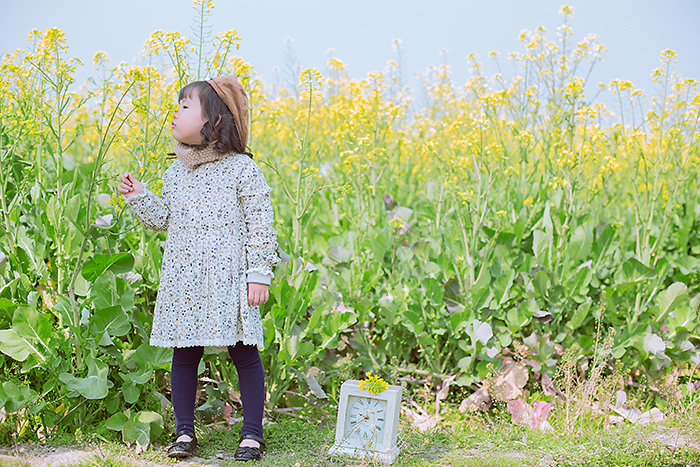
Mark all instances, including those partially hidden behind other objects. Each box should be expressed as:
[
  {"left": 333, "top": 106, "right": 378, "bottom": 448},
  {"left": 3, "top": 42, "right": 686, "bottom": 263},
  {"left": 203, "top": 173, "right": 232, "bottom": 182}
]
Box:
[{"left": 2, "top": 0, "right": 699, "bottom": 108}]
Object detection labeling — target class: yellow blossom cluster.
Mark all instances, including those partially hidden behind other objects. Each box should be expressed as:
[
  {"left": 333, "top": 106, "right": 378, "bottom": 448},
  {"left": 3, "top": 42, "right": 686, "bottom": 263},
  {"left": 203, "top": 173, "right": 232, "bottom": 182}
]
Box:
[
  {"left": 2, "top": 4, "right": 697, "bottom": 274},
  {"left": 358, "top": 372, "right": 389, "bottom": 395}
]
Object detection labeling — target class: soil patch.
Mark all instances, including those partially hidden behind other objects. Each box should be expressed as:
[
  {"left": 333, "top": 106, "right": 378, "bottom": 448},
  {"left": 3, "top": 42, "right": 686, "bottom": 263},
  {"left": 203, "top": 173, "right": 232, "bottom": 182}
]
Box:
[{"left": 0, "top": 443, "right": 225, "bottom": 467}]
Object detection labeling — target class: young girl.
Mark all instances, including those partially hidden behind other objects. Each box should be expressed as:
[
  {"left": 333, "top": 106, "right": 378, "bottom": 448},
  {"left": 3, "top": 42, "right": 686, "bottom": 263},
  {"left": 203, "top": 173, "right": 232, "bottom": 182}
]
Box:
[{"left": 118, "top": 75, "right": 280, "bottom": 462}]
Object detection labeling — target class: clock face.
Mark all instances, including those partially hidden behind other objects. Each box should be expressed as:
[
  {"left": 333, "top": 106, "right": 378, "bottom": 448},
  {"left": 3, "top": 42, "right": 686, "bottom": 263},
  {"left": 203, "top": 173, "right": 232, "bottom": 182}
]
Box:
[{"left": 344, "top": 395, "right": 388, "bottom": 446}]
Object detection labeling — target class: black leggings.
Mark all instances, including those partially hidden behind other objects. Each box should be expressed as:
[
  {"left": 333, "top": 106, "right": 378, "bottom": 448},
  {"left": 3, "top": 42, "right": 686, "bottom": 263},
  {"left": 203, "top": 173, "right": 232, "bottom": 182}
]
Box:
[{"left": 170, "top": 342, "right": 265, "bottom": 439}]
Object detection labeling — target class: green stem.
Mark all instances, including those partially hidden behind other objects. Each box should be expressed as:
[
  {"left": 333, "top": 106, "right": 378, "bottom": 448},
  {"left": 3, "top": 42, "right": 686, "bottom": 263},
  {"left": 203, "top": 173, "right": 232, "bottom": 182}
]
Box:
[{"left": 292, "top": 83, "right": 315, "bottom": 260}]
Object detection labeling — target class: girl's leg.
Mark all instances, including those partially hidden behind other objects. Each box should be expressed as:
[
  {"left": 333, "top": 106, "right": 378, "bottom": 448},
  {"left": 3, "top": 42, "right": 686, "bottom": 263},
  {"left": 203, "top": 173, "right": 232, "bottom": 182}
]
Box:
[
  {"left": 171, "top": 346, "right": 204, "bottom": 434},
  {"left": 228, "top": 342, "right": 265, "bottom": 440}
]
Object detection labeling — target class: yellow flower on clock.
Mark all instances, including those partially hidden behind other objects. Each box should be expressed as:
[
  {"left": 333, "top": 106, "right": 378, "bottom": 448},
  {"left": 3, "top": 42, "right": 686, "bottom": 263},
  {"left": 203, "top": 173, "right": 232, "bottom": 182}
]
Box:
[{"left": 359, "top": 372, "right": 389, "bottom": 395}]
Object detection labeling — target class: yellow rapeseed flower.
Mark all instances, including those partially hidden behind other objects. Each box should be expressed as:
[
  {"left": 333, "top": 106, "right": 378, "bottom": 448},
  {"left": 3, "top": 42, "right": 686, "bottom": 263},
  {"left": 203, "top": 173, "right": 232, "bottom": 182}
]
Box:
[{"left": 358, "top": 372, "right": 389, "bottom": 395}]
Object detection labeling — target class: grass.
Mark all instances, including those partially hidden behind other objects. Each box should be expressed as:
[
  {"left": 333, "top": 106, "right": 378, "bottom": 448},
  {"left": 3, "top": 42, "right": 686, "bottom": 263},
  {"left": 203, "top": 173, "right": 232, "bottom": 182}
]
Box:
[
  {"left": 0, "top": 460, "right": 30, "bottom": 467},
  {"left": 0, "top": 407, "right": 698, "bottom": 466},
  {"left": 156, "top": 415, "right": 700, "bottom": 466}
]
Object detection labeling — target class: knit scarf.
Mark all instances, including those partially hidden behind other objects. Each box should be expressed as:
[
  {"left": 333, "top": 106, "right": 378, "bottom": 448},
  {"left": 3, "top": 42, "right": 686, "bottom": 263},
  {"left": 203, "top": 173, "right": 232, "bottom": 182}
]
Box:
[{"left": 175, "top": 142, "right": 229, "bottom": 169}]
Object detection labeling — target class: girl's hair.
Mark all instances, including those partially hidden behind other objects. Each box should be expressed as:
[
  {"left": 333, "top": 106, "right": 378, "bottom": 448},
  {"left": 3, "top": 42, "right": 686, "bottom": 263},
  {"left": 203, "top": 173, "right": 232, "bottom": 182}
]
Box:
[{"left": 178, "top": 81, "right": 253, "bottom": 159}]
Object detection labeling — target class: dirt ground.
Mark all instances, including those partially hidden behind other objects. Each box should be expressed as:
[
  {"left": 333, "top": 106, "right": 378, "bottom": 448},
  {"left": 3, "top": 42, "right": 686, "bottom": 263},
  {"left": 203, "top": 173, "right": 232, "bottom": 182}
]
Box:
[{"left": 0, "top": 443, "right": 223, "bottom": 467}]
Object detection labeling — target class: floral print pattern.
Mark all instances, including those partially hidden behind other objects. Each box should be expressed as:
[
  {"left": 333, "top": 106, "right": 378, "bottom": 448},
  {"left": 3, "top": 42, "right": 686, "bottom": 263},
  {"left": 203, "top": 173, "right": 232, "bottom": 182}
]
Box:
[{"left": 126, "top": 155, "right": 281, "bottom": 349}]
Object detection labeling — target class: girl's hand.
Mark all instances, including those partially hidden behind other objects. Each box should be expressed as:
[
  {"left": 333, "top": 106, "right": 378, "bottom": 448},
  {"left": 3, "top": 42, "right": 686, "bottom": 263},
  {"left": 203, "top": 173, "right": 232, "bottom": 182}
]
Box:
[
  {"left": 118, "top": 172, "right": 144, "bottom": 198},
  {"left": 248, "top": 283, "right": 269, "bottom": 306}
]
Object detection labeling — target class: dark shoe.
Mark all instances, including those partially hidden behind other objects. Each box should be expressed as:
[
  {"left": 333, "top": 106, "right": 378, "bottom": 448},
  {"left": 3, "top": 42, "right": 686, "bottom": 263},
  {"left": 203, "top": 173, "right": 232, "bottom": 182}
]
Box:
[
  {"left": 234, "top": 433, "right": 265, "bottom": 462},
  {"left": 167, "top": 429, "right": 197, "bottom": 458}
]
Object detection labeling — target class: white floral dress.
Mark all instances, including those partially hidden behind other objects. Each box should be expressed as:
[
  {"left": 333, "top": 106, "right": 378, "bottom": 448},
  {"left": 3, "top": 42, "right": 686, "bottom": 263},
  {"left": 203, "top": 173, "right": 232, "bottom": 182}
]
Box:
[{"left": 126, "top": 154, "right": 281, "bottom": 349}]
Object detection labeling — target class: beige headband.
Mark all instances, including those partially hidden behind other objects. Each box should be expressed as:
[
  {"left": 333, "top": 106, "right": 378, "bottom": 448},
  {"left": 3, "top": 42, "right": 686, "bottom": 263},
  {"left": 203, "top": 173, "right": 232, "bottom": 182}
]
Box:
[{"left": 206, "top": 75, "right": 249, "bottom": 147}]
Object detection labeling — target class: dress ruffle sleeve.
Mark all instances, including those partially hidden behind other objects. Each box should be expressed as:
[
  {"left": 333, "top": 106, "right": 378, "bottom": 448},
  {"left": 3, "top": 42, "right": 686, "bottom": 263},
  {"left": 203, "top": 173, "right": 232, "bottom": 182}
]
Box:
[
  {"left": 238, "top": 159, "right": 281, "bottom": 279},
  {"left": 125, "top": 180, "right": 170, "bottom": 232}
]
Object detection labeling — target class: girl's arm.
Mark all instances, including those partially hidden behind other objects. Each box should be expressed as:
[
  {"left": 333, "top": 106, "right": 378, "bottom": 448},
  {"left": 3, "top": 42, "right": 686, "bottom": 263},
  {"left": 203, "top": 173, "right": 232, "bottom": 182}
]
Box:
[
  {"left": 238, "top": 160, "right": 281, "bottom": 283},
  {"left": 120, "top": 172, "right": 170, "bottom": 232}
]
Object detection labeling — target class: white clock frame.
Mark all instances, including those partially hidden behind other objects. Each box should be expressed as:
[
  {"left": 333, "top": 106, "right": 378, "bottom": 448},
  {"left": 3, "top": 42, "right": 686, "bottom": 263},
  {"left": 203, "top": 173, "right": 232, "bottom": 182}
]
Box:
[{"left": 328, "top": 379, "right": 403, "bottom": 464}]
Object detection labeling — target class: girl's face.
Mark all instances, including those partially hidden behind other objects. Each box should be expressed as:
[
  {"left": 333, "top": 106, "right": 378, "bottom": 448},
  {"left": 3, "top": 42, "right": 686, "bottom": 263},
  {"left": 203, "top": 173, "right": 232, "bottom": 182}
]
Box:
[{"left": 172, "top": 90, "right": 207, "bottom": 145}]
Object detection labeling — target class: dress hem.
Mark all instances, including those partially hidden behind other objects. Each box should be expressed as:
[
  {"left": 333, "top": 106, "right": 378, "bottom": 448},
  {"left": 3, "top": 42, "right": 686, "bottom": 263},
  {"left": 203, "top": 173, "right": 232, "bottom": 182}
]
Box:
[{"left": 149, "top": 337, "right": 263, "bottom": 350}]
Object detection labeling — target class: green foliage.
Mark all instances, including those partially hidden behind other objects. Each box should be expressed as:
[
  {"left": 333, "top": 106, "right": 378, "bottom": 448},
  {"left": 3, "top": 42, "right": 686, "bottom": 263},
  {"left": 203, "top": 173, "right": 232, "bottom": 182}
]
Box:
[
  {"left": 0, "top": 2, "right": 699, "bottom": 453},
  {"left": 105, "top": 409, "right": 164, "bottom": 452}
]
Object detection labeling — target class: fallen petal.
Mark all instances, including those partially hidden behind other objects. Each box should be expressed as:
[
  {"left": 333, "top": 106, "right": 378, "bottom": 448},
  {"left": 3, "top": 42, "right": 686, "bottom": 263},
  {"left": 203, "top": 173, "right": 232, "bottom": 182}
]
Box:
[
  {"left": 459, "top": 383, "right": 491, "bottom": 412},
  {"left": 533, "top": 401, "right": 552, "bottom": 430},
  {"left": 541, "top": 374, "right": 556, "bottom": 396},
  {"left": 637, "top": 407, "right": 665, "bottom": 425},
  {"left": 506, "top": 399, "right": 527, "bottom": 424},
  {"left": 615, "top": 390, "right": 627, "bottom": 407},
  {"left": 402, "top": 406, "right": 440, "bottom": 432}
]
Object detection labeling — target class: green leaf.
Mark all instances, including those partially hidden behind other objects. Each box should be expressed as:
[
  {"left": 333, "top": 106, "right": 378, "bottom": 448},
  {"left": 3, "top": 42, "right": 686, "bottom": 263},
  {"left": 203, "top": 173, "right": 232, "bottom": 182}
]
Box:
[
  {"left": 105, "top": 392, "right": 121, "bottom": 414},
  {"left": 396, "top": 246, "right": 414, "bottom": 263},
  {"left": 507, "top": 299, "right": 538, "bottom": 332},
  {"left": 132, "top": 369, "right": 153, "bottom": 385},
  {"left": 0, "top": 329, "right": 34, "bottom": 361},
  {"left": 0, "top": 298, "right": 17, "bottom": 322},
  {"left": 46, "top": 195, "right": 62, "bottom": 231},
  {"left": 13, "top": 305, "right": 52, "bottom": 358},
  {"left": 91, "top": 305, "right": 131, "bottom": 337},
  {"left": 122, "top": 418, "right": 150, "bottom": 451},
  {"left": 121, "top": 369, "right": 153, "bottom": 386},
  {"left": 133, "top": 343, "right": 172, "bottom": 371},
  {"left": 667, "top": 305, "right": 697, "bottom": 334},
  {"left": 136, "top": 411, "right": 164, "bottom": 439},
  {"left": 64, "top": 194, "right": 82, "bottom": 222},
  {"left": 458, "top": 356, "right": 473, "bottom": 370},
  {"left": 493, "top": 268, "right": 515, "bottom": 306},
  {"left": 642, "top": 332, "right": 666, "bottom": 357},
  {"left": 654, "top": 282, "right": 688, "bottom": 323},
  {"left": 566, "top": 226, "right": 592, "bottom": 264},
  {"left": 122, "top": 384, "right": 140, "bottom": 404},
  {"left": 567, "top": 261, "right": 593, "bottom": 300},
  {"left": 620, "top": 258, "right": 657, "bottom": 287},
  {"left": 105, "top": 412, "right": 128, "bottom": 431},
  {"left": 91, "top": 271, "right": 134, "bottom": 312},
  {"left": 593, "top": 224, "right": 615, "bottom": 261},
  {"left": 1, "top": 381, "right": 36, "bottom": 413},
  {"left": 147, "top": 239, "right": 163, "bottom": 282},
  {"left": 73, "top": 273, "right": 90, "bottom": 297},
  {"left": 280, "top": 332, "right": 314, "bottom": 363},
  {"left": 444, "top": 277, "right": 461, "bottom": 300},
  {"left": 53, "top": 299, "right": 75, "bottom": 328},
  {"left": 82, "top": 253, "right": 134, "bottom": 282},
  {"left": 533, "top": 270, "right": 550, "bottom": 298},
  {"left": 99, "top": 332, "right": 114, "bottom": 347},
  {"left": 58, "top": 358, "right": 111, "bottom": 399},
  {"left": 467, "top": 319, "right": 493, "bottom": 346},
  {"left": 401, "top": 309, "right": 423, "bottom": 335},
  {"left": 322, "top": 245, "right": 352, "bottom": 267},
  {"left": 534, "top": 203, "right": 553, "bottom": 233},
  {"left": 424, "top": 277, "right": 444, "bottom": 306},
  {"left": 470, "top": 270, "right": 493, "bottom": 311},
  {"left": 533, "top": 229, "right": 551, "bottom": 266},
  {"left": 672, "top": 255, "right": 700, "bottom": 275},
  {"left": 16, "top": 227, "right": 49, "bottom": 279},
  {"left": 567, "top": 299, "right": 592, "bottom": 330}
]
